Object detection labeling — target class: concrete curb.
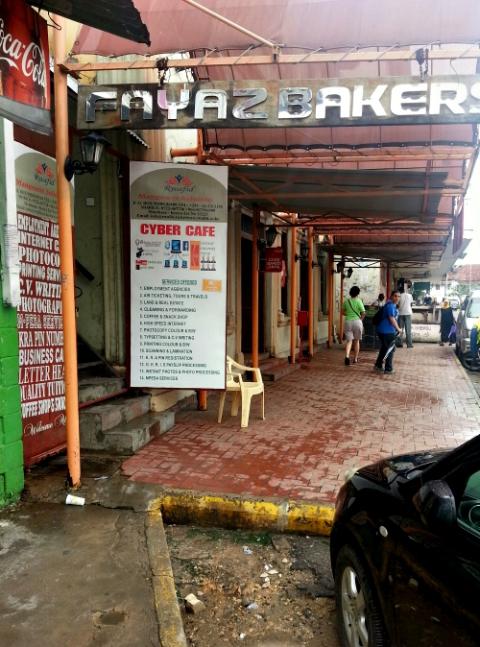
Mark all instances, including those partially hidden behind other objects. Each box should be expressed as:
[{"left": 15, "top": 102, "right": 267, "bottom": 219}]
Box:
[
  {"left": 453, "top": 351, "right": 480, "bottom": 400},
  {"left": 150, "top": 492, "right": 335, "bottom": 537},
  {"left": 145, "top": 508, "right": 188, "bottom": 647}
]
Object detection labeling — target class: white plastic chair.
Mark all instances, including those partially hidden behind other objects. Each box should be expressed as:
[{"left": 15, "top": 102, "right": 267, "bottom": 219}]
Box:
[{"left": 217, "top": 356, "right": 265, "bottom": 428}]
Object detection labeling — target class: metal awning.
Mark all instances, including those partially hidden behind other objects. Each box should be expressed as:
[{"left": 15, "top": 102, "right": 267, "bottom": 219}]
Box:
[
  {"left": 65, "top": 0, "right": 480, "bottom": 274},
  {"left": 27, "top": 0, "right": 150, "bottom": 45},
  {"left": 71, "top": 0, "right": 480, "bottom": 57},
  {"left": 228, "top": 166, "right": 458, "bottom": 267}
]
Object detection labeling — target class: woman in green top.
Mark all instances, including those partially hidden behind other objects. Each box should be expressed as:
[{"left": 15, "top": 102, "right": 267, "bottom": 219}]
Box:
[{"left": 342, "top": 285, "right": 366, "bottom": 366}]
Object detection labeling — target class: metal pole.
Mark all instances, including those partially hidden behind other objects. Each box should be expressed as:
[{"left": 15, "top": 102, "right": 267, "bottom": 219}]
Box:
[
  {"left": 386, "top": 263, "right": 391, "bottom": 296},
  {"left": 308, "top": 230, "right": 314, "bottom": 358},
  {"left": 339, "top": 261, "right": 345, "bottom": 342},
  {"left": 53, "top": 16, "right": 81, "bottom": 487},
  {"left": 180, "top": 0, "right": 278, "bottom": 49},
  {"left": 327, "top": 250, "right": 335, "bottom": 347},
  {"left": 289, "top": 219, "right": 297, "bottom": 362},
  {"left": 251, "top": 207, "right": 260, "bottom": 369},
  {"left": 197, "top": 390, "right": 208, "bottom": 411}
]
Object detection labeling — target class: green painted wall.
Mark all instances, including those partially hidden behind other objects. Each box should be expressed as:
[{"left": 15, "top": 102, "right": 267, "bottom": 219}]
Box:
[
  {"left": 0, "top": 261, "right": 24, "bottom": 506},
  {"left": 0, "top": 117, "right": 23, "bottom": 507}
]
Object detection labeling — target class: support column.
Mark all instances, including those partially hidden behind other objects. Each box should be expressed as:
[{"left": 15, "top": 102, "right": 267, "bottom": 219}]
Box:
[
  {"left": 53, "top": 17, "right": 81, "bottom": 487},
  {"left": 251, "top": 207, "right": 260, "bottom": 369},
  {"left": 386, "top": 263, "right": 391, "bottom": 296},
  {"left": 327, "top": 250, "right": 335, "bottom": 347},
  {"left": 339, "top": 261, "right": 345, "bottom": 342},
  {"left": 289, "top": 219, "right": 297, "bottom": 363},
  {"left": 197, "top": 390, "right": 208, "bottom": 411},
  {"left": 307, "top": 229, "right": 314, "bottom": 358}
]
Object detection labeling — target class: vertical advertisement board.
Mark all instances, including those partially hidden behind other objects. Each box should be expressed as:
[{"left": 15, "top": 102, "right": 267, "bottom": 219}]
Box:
[
  {"left": 15, "top": 143, "right": 66, "bottom": 464},
  {"left": 130, "top": 162, "right": 228, "bottom": 389},
  {"left": 0, "top": 0, "right": 51, "bottom": 134}
]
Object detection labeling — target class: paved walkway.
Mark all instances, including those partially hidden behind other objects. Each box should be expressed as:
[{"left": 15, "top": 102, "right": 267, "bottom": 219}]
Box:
[{"left": 123, "top": 345, "right": 480, "bottom": 504}]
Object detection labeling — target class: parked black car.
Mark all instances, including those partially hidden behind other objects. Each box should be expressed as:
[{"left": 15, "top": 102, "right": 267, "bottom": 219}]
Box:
[{"left": 330, "top": 435, "right": 480, "bottom": 647}]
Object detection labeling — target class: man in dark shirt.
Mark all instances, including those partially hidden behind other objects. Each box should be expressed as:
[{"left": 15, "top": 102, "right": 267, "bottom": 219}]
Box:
[{"left": 374, "top": 290, "right": 402, "bottom": 374}]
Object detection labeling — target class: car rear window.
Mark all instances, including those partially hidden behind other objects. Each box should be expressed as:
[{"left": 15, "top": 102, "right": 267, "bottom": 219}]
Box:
[{"left": 467, "top": 298, "right": 480, "bottom": 318}]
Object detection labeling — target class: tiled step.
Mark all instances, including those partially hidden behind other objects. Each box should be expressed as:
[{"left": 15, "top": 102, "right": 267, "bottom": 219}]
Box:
[
  {"left": 260, "top": 360, "right": 302, "bottom": 382},
  {"left": 80, "top": 394, "right": 151, "bottom": 440},
  {"left": 81, "top": 411, "right": 175, "bottom": 454},
  {"left": 78, "top": 376, "right": 125, "bottom": 404}
]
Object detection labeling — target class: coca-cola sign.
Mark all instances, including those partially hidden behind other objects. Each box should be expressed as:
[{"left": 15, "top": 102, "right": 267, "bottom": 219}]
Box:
[{"left": 0, "top": 0, "right": 51, "bottom": 135}]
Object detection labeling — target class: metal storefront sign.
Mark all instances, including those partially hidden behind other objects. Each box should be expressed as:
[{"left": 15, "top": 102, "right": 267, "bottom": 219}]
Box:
[
  {"left": 263, "top": 248, "right": 283, "bottom": 272},
  {"left": 78, "top": 75, "right": 480, "bottom": 130},
  {"left": 0, "top": 0, "right": 51, "bottom": 135},
  {"left": 15, "top": 143, "right": 66, "bottom": 465},
  {"left": 130, "top": 162, "right": 228, "bottom": 390}
]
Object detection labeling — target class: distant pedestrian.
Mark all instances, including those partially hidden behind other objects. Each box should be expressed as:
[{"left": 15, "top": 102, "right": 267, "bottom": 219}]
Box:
[
  {"left": 398, "top": 287, "right": 414, "bottom": 348},
  {"left": 342, "top": 286, "right": 365, "bottom": 366},
  {"left": 373, "top": 293, "right": 385, "bottom": 308},
  {"left": 440, "top": 299, "right": 455, "bottom": 346},
  {"left": 374, "top": 290, "right": 402, "bottom": 374}
]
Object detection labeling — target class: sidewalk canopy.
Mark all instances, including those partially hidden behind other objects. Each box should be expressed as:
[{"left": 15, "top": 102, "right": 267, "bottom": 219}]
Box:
[
  {"left": 70, "top": 0, "right": 480, "bottom": 273},
  {"left": 72, "top": 0, "right": 480, "bottom": 57}
]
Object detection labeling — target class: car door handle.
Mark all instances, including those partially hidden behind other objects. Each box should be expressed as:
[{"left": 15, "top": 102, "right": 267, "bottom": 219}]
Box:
[{"left": 379, "top": 525, "right": 389, "bottom": 538}]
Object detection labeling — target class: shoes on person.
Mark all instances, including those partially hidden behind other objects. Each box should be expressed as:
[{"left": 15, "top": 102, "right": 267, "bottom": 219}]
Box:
[
  {"left": 373, "top": 365, "right": 383, "bottom": 372},
  {"left": 384, "top": 369, "right": 395, "bottom": 374},
  {"left": 345, "top": 357, "right": 351, "bottom": 366},
  {"left": 407, "top": 345, "right": 414, "bottom": 348},
  {"left": 440, "top": 342, "right": 445, "bottom": 346},
  {"left": 353, "top": 358, "right": 359, "bottom": 364}
]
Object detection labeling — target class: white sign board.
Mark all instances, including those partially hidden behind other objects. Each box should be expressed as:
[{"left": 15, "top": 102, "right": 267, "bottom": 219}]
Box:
[{"left": 130, "top": 162, "right": 228, "bottom": 389}]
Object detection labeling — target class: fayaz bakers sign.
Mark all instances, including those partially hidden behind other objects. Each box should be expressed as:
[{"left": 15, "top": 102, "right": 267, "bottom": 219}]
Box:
[{"left": 78, "top": 75, "right": 480, "bottom": 130}]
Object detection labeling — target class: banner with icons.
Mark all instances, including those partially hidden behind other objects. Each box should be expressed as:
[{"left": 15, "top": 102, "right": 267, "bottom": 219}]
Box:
[{"left": 130, "top": 162, "right": 228, "bottom": 389}]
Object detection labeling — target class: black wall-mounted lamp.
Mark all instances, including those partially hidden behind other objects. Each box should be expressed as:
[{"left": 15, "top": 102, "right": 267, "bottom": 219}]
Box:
[
  {"left": 265, "top": 224, "right": 278, "bottom": 247},
  {"left": 295, "top": 242, "right": 309, "bottom": 262},
  {"left": 311, "top": 247, "right": 325, "bottom": 269},
  {"left": 335, "top": 260, "right": 353, "bottom": 278},
  {"left": 64, "top": 132, "right": 110, "bottom": 181}
]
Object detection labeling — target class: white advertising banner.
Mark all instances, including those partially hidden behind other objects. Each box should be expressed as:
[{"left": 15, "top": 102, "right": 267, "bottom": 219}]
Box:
[{"left": 130, "top": 162, "right": 228, "bottom": 389}]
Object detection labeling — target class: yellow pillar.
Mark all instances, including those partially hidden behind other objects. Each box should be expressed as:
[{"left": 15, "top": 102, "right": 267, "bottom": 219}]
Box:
[{"left": 53, "top": 17, "right": 80, "bottom": 487}]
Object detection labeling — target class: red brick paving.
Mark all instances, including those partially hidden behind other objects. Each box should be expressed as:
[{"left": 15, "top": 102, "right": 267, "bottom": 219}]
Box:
[{"left": 122, "top": 345, "right": 480, "bottom": 504}]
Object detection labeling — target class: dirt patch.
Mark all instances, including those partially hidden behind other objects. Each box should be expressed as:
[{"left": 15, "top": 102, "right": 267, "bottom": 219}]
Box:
[{"left": 166, "top": 525, "right": 339, "bottom": 647}]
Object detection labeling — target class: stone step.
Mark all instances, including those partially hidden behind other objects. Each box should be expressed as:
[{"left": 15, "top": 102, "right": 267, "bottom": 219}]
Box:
[
  {"left": 80, "top": 411, "right": 175, "bottom": 454},
  {"left": 80, "top": 394, "right": 151, "bottom": 439},
  {"left": 260, "top": 360, "right": 302, "bottom": 382},
  {"left": 78, "top": 376, "right": 125, "bottom": 404}
]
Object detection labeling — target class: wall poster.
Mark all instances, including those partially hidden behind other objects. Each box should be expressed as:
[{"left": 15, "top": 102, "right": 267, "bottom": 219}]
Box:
[
  {"left": 130, "top": 162, "right": 228, "bottom": 390},
  {"left": 15, "top": 143, "right": 66, "bottom": 464}
]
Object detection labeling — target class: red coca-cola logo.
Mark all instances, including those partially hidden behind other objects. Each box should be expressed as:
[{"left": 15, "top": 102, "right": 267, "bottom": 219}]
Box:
[{"left": 0, "top": 17, "right": 46, "bottom": 91}]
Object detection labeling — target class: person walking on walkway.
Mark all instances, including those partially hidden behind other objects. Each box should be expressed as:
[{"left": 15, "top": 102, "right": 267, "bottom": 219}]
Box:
[
  {"left": 374, "top": 290, "right": 402, "bottom": 374},
  {"left": 398, "top": 286, "right": 414, "bottom": 348},
  {"left": 440, "top": 299, "right": 455, "bottom": 346},
  {"left": 343, "top": 285, "right": 365, "bottom": 366}
]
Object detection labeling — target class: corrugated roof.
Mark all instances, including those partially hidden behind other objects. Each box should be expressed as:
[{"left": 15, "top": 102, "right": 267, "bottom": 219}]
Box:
[{"left": 228, "top": 166, "right": 457, "bottom": 266}]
